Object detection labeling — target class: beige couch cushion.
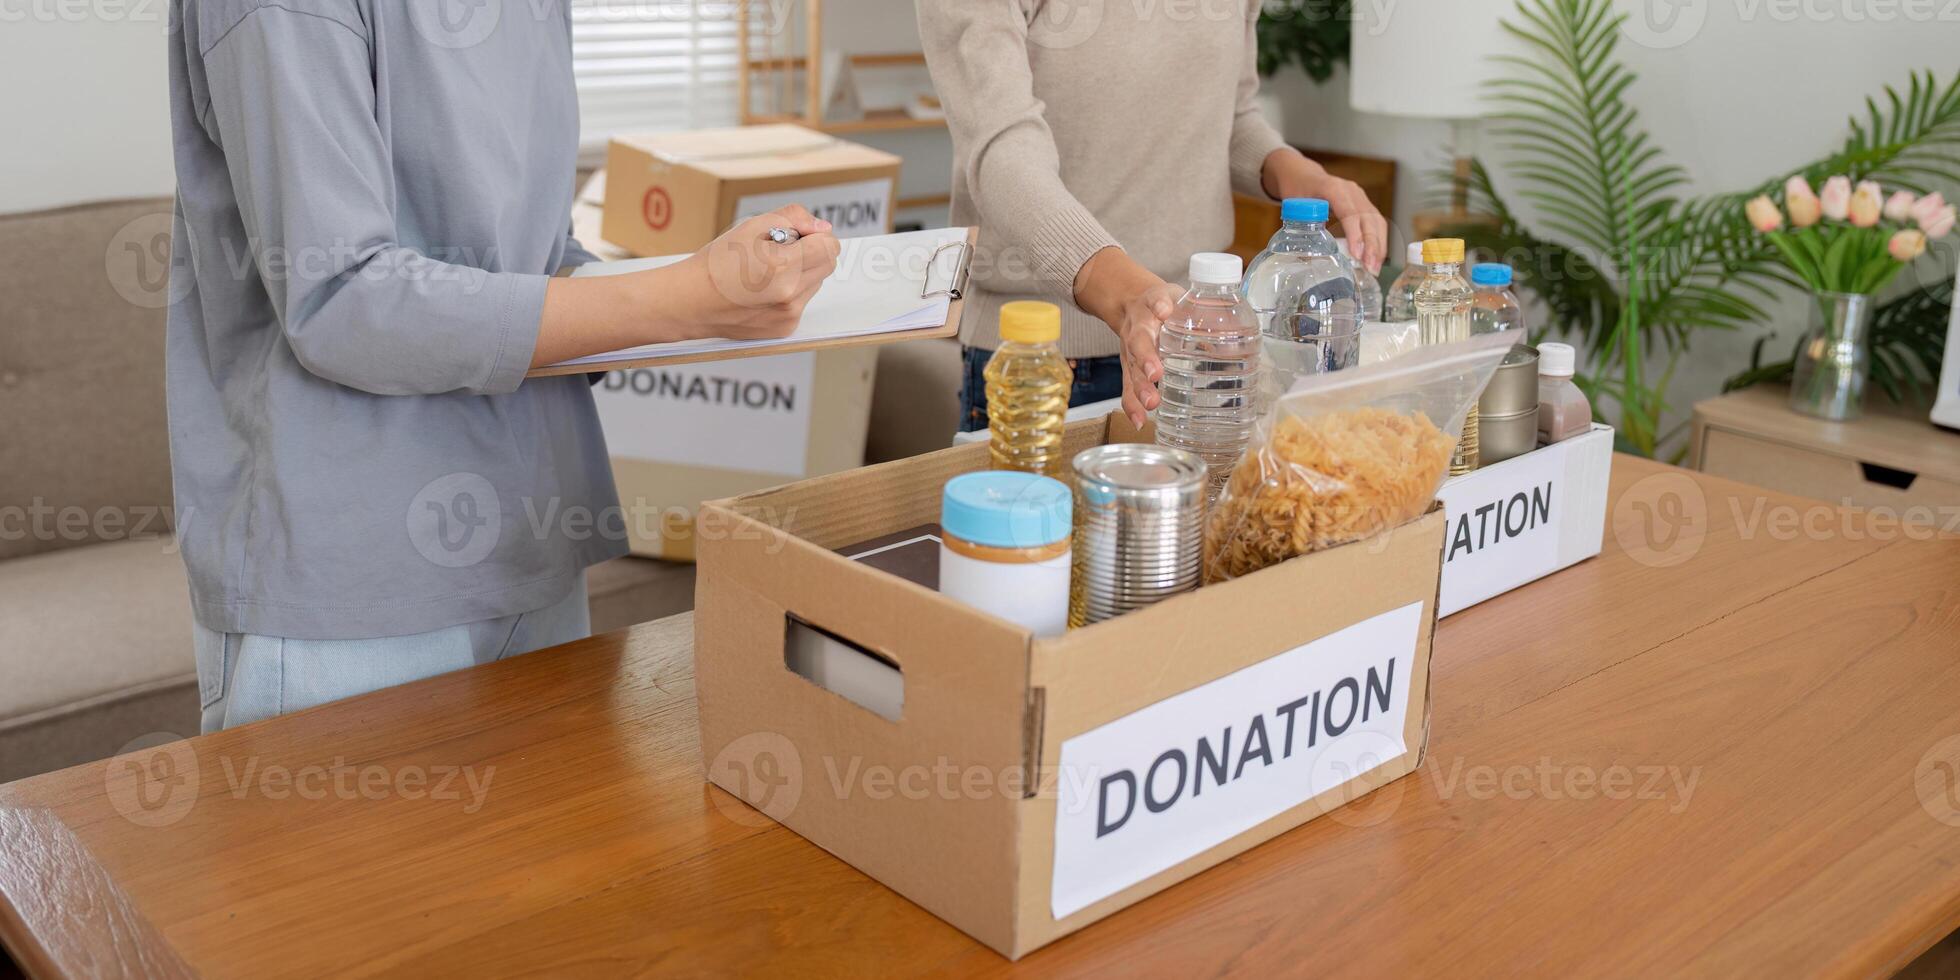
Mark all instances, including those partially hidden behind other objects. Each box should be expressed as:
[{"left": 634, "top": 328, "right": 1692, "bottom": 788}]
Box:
[
  {"left": 0, "top": 536, "right": 199, "bottom": 783},
  {"left": 0, "top": 198, "right": 178, "bottom": 562}
]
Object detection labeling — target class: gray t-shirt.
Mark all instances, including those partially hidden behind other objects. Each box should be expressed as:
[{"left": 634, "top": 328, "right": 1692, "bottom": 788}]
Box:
[{"left": 166, "top": 0, "right": 625, "bottom": 639}]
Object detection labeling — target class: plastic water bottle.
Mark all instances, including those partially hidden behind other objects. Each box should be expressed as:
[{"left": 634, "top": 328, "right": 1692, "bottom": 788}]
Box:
[
  {"left": 985, "top": 301, "right": 1073, "bottom": 479},
  {"left": 1415, "top": 238, "right": 1477, "bottom": 474},
  {"left": 1383, "top": 242, "right": 1426, "bottom": 323},
  {"left": 1470, "top": 263, "right": 1523, "bottom": 335},
  {"left": 1243, "top": 198, "right": 1361, "bottom": 386},
  {"left": 1156, "top": 252, "right": 1261, "bottom": 500}
]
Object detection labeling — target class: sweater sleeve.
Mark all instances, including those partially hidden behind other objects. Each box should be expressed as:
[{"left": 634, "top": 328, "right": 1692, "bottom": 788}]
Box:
[
  {"left": 1228, "top": 4, "right": 1289, "bottom": 201},
  {"left": 201, "top": 7, "right": 548, "bottom": 397},
  {"left": 916, "top": 0, "right": 1121, "bottom": 298}
]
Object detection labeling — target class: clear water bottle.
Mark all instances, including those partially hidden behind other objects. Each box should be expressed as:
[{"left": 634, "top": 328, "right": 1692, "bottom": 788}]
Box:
[
  {"left": 1383, "top": 241, "right": 1426, "bottom": 323},
  {"left": 1470, "top": 263, "right": 1523, "bottom": 335},
  {"left": 985, "top": 301, "right": 1074, "bottom": 479},
  {"left": 1243, "top": 198, "right": 1361, "bottom": 391},
  {"left": 1157, "top": 252, "right": 1261, "bottom": 500},
  {"left": 1415, "top": 238, "right": 1477, "bottom": 474}
]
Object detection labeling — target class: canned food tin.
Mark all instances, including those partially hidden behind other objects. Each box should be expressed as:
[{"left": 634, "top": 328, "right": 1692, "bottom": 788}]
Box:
[
  {"left": 1478, "top": 406, "right": 1541, "bottom": 466},
  {"left": 1069, "top": 444, "right": 1209, "bottom": 628},
  {"left": 1479, "top": 344, "right": 1540, "bottom": 417}
]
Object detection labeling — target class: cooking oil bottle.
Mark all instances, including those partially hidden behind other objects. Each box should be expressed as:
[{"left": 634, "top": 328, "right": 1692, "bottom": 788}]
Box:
[
  {"left": 986, "top": 301, "right": 1074, "bottom": 478},
  {"left": 1415, "top": 238, "right": 1477, "bottom": 474}
]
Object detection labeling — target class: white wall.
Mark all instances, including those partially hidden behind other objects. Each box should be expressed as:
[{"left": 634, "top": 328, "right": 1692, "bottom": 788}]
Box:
[
  {"left": 0, "top": 9, "right": 177, "bottom": 212},
  {"left": 1263, "top": 0, "right": 1960, "bottom": 451},
  {"left": 0, "top": 2, "right": 954, "bottom": 221}
]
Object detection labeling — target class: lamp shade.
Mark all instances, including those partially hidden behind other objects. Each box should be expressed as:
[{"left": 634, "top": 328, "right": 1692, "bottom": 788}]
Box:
[{"left": 1350, "top": 0, "right": 1515, "bottom": 119}]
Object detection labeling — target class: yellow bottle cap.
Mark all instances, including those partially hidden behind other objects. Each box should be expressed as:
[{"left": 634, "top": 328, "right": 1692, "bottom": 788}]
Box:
[
  {"left": 1422, "top": 238, "right": 1465, "bottom": 264},
  {"left": 999, "top": 301, "right": 1062, "bottom": 344}
]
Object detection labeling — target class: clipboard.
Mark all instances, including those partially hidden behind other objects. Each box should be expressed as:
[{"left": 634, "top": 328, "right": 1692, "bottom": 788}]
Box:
[{"left": 527, "top": 226, "right": 975, "bottom": 378}]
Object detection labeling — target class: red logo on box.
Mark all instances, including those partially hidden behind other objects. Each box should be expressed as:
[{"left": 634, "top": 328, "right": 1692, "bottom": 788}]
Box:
[{"left": 643, "top": 187, "right": 673, "bottom": 231}]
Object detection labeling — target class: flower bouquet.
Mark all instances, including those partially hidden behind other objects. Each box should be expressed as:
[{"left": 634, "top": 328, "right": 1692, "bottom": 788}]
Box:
[{"left": 1745, "top": 178, "right": 1956, "bottom": 420}]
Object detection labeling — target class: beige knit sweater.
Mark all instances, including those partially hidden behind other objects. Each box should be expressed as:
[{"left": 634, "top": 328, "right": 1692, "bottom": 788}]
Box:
[{"left": 917, "top": 0, "right": 1287, "bottom": 357}]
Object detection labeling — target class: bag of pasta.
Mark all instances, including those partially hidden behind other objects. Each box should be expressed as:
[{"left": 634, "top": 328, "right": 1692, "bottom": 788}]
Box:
[{"left": 1205, "top": 330, "right": 1517, "bottom": 582}]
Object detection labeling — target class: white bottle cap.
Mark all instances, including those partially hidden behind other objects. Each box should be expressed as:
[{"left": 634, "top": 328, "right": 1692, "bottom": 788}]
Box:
[
  {"left": 1539, "top": 342, "right": 1576, "bottom": 377},
  {"left": 1406, "top": 241, "right": 1424, "bottom": 265},
  {"left": 1189, "top": 252, "right": 1243, "bottom": 285}
]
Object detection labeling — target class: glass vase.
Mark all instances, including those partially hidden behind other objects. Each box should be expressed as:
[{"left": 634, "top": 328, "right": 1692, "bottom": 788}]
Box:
[{"left": 1788, "top": 291, "right": 1873, "bottom": 422}]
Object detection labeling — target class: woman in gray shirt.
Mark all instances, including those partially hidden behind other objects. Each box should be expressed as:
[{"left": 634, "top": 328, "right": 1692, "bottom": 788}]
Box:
[{"left": 167, "top": 0, "right": 839, "bottom": 730}]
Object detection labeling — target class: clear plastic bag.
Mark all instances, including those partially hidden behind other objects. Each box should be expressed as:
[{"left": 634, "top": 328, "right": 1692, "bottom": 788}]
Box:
[
  {"left": 1360, "top": 320, "right": 1423, "bottom": 365},
  {"left": 1204, "top": 330, "right": 1517, "bottom": 582}
]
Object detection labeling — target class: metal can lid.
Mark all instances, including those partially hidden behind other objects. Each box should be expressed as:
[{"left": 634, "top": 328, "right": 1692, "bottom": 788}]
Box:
[{"left": 1071, "top": 445, "right": 1208, "bottom": 507}]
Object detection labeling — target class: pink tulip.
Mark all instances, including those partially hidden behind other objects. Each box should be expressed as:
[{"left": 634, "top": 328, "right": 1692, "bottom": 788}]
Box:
[
  {"left": 1848, "top": 182, "right": 1883, "bottom": 227},
  {"left": 1820, "top": 176, "right": 1852, "bottom": 221},
  {"left": 1923, "top": 205, "right": 1957, "bottom": 240},
  {"left": 1883, "top": 191, "right": 1917, "bottom": 222},
  {"left": 1910, "top": 191, "right": 1946, "bottom": 220},
  {"left": 1785, "top": 175, "right": 1822, "bottom": 228},
  {"left": 1745, "top": 195, "right": 1783, "bottom": 233},
  {"left": 1889, "top": 229, "right": 1927, "bottom": 262}
]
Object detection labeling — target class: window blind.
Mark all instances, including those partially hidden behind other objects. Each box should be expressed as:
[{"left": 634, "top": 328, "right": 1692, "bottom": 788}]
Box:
[{"left": 569, "top": 0, "right": 743, "bottom": 151}]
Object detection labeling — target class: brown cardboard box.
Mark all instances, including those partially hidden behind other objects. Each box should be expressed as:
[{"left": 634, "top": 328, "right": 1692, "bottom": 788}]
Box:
[
  {"left": 596, "top": 345, "right": 878, "bottom": 561},
  {"left": 601, "top": 124, "right": 902, "bottom": 257},
  {"left": 694, "top": 415, "right": 1445, "bottom": 959}
]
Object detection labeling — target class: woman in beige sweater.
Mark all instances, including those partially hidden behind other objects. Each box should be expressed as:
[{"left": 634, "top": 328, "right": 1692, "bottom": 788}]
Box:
[{"left": 918, "top": 0, "right": 1388, "bottom": 429}]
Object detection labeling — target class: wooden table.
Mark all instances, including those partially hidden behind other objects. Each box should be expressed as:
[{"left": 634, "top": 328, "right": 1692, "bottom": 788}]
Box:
[{"left": 4, "top": 457, "right": 1959, "bottom": 977}]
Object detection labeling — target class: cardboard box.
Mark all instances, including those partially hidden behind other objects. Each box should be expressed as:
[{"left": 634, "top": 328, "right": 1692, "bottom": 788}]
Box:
[
  {"left": 595, "top": 346, "right": 878, "bottom": 561},
  {"left": 601, "top": 124, "right": 901, "bottom": 258},
  {"left": 1435, "top": 424, "right": 1614, "bottom": 617},
  {"left": 694, "top": 415, "right": 1446, "bottom": 959}
]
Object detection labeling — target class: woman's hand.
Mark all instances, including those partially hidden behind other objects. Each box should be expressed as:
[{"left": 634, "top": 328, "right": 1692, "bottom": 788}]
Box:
[
  {"left": 1261, "top": 149, "right": 1390, "bottom": 276},
  {"left": 531, "top": 206, "right": 840, "bottom": 369},
  {"left": 671, "top": 206, "right": 842, "bottom": 341},
  {"left": 1075, "top": 247, "right": 1185, "bottom": 428}
]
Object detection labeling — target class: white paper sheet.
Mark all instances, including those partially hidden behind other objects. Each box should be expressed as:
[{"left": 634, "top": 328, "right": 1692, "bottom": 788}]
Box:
[{"left": 546, "top": 227, "right": 968, "bottom": 370}]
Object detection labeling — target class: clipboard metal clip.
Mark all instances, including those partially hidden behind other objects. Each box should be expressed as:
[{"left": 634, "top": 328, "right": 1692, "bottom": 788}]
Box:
[{"left": 922, "top": 239, "right": 973, "bottom": 302}]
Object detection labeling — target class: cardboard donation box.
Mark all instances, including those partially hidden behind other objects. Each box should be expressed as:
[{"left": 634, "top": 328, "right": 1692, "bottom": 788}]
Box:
[
  {"left": 595, "top": 347, "right": 877, "bottom": 561},
  {"left": 1435, "top": 424, "right": 1614, "bottom": 617},
  {"left": 601, "top": 124, "right": 901, "bottom": 259},
  {"left": 694, "top": 415, "right": 1446, "bottom": 959},
  {"left": 589, "top": 124, "right": 902, "bottom": 561}
]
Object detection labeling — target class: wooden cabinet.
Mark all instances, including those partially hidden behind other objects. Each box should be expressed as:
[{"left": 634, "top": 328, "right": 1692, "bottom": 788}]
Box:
[{"left": 1690, "top": 385, "right": 1960, "bottom": 518}]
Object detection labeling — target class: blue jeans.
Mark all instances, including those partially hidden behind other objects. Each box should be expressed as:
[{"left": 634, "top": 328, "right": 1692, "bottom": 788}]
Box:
[
  {"left": 958, "top": 346, "right": 1125, "bottom": 433},
  {"left": 194, "top": 578, "right": 591, "bottom": 732}
]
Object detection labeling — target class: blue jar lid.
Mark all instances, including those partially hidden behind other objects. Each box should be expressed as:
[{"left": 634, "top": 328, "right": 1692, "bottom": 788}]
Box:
[
  {"left": 1471, "top": 263, "right": 1513, "bottom": 286},
  {"left": 1281, "top": 198, "right": 1330, "bottom": 223},
  {"left": 941, "top": 472, "right": 1072, "bottom": 549}
]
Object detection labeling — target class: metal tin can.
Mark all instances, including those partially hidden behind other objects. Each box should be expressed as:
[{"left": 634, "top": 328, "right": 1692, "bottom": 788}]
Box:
[
  {"left": 1068, "top": 444, "right": 1208, "bottom": 628},
  {"left": 1478, "top": 407, "right": 1541, "bottom": 466},
  {"left": 1479, "top": 344, "right": 1541, "bottom": 417}
]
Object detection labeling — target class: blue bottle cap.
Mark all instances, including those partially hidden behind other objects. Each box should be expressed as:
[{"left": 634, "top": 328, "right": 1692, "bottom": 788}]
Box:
[
  {"left": 1281, "top": 198, "right": 1330, "bottom": 223},
  {"left": 1471, "top": 263, "right": 1513, "bottom": 286},
  {"left": 941, "top": 472, "right": 1072, "bottom": 549}
]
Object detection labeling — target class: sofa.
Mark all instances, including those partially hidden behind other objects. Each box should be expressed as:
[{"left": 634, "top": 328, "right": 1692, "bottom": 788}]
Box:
[{"left": 0, "top": 198, "right": 962, "bottom": 783}]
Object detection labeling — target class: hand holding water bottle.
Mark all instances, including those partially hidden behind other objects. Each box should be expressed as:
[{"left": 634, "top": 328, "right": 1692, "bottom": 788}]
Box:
[{"left": 1074, "top": 247, "right": 1187, "bottom": 427}]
